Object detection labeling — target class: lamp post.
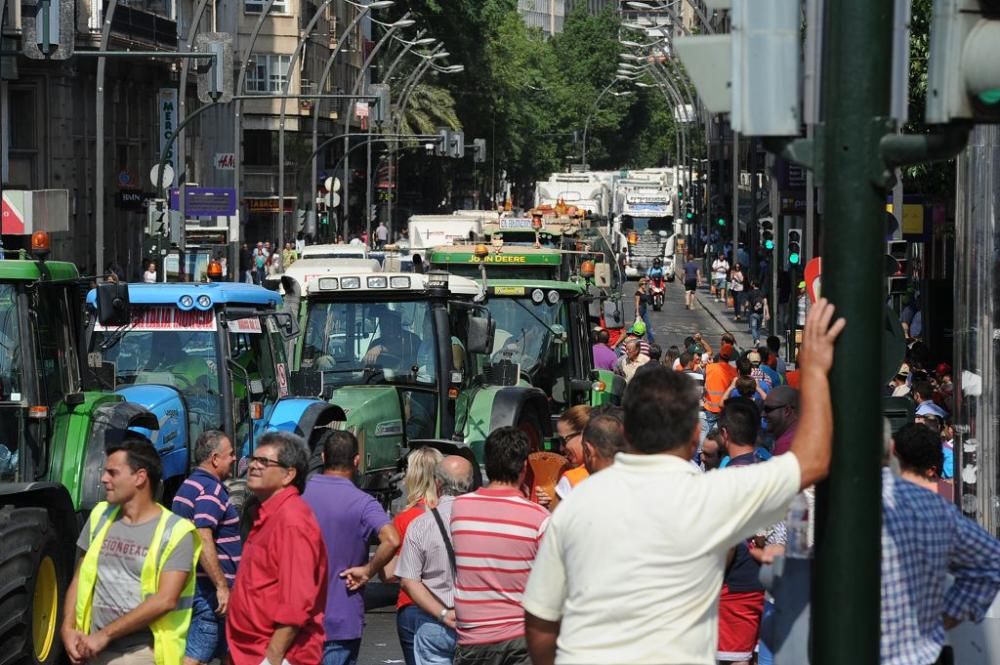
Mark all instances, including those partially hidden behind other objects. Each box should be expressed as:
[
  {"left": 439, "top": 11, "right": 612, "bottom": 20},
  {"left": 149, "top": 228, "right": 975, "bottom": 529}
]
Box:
[
  {"left": 274, "top": 0, "right": 395, "bottom": 251},
  {"left": 341, "top": 14, "right": 415, "bottom": 236},
  {"left": 309, "top": 0, "right": 396, "bottom": 233},
  {"left": 581, "top": 81, "right": 633, "bottom": 167}
]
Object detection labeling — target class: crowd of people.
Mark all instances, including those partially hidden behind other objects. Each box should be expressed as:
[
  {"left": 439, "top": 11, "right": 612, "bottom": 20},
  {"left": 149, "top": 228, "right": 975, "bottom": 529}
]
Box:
[{"left": 59, "top": 298, "right": 1000, "bottom": 665}]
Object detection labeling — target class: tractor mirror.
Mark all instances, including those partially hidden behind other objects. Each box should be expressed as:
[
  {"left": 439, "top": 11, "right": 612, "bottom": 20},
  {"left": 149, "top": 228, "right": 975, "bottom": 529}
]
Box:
[
  {"left": 466, "top": 315, "right": 495, "bottom": 355},
  {"left": 96, "top": 282, "right": 131, "bottom": 327},
  {"left": 271, "top": 312, "right": 299, "bottom": 340},
  {"left": 594, "top": 263, "right": 612, "bottom": 288}
]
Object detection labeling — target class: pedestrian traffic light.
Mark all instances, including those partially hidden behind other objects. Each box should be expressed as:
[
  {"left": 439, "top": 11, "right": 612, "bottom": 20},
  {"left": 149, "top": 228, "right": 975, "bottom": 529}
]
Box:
[
  {"left": 926, "top": 0, "right": 1000, "bottom": 124},
  {"left": 717, "top": 216, "right": 726, "bottom": 227},
  {"left": 887, "top": 240, "right": 909, "bottom": 294},
  {"left": 760, "top": 219, "right": 775, "bottom": 251},
  {"left": 786, "top": 229, "right": 801, "bottom": 265},
  {"left": 146, "top": 200, "right": 167, "bottom": 236},
  {"left": 685, "top": 206, "right": 695, "bottom": 221}
]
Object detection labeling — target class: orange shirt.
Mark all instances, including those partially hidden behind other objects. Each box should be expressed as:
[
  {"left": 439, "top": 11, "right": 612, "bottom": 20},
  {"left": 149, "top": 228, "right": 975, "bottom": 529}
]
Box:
[
  {"left": 563, "top": 465, "right": 590, "bottom": 488},
  {"left": 704, "top": 362, "right": 737, "bottom": 413},
  {"left": 393, "top": 501, "right": 428, "bottom": 609},
  {"left": 786, "top": 369, "right": 801, "bottom": 389}
]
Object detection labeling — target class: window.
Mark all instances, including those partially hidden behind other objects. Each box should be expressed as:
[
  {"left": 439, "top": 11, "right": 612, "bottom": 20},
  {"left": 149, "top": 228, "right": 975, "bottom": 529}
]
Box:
[
  {"left": 244, "top": 0, "right": 289, "bottom": 14},
  {"left": 245, "top": 54, "right": 292, "bottom": 94}
]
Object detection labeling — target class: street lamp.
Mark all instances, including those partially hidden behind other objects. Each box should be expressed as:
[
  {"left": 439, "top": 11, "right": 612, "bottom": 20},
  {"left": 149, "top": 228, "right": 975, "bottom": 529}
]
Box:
[
  {"left": 342, "top": 12, "right": 414, "bottom": 235},
  {"left": 309, "top": 0, "right": 397, "bottom": 227},
  {"left": 582, "top": 81, "right": 634, "bottom": 166}
]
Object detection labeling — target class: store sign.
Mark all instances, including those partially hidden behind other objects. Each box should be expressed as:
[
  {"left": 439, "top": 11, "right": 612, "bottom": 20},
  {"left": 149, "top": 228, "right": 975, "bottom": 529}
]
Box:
[
  {"left": 214, "top": 153, "right": 236, "bottom": 170},
  {"left": 246, "top": 197, "right": 295, "bottom": 213},
  {"left": 158, "top": 89, "right": 178, "bottom": 173}
]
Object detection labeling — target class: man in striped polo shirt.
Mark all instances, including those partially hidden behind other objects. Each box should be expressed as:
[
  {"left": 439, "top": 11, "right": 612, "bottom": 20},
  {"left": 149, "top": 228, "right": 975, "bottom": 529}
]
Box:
[
  {"left": 450, "top": 426, "right": 550, "bottom": 665},
  {"left": 172, "top": 430, "right": 242, "bottom": 665}
]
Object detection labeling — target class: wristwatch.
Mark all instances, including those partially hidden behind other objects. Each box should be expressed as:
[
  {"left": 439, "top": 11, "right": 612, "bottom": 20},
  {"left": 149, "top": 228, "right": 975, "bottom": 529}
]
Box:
[{"left": 438, "top": 607, "right": 450, "bottom": 623}]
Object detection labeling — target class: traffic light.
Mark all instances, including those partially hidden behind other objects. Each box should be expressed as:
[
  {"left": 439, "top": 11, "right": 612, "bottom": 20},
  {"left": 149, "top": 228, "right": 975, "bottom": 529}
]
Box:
[
  {"left": 196, "top": 33, "right": 234, "bottom": 103},
  {"left": 22, "top": 0, "right": 74, "bottom": 59},
  {"left": 674, "top": 0, "right": 801, "bottom": 135},
  {"left": 760, "top": 218, "right": 775, "bottom": 251},
  {"left": 146, "top": 200, "right": 167, "bottom": 236},
  {"left": 717, "top": 216, "right": 726, "bottom": 227},
  {"left": 435, "top": 128, "right": 450, "bottom": 157},
  {"left": 473, "top": 138, "right": 487, "bottom": 163},
  {"left": 887, "top": 240, "right": 909, "bottom": 294},
  {"left": 786, "top": 228, "right": 802, "bottom": 265},
  {"left": 685, "top": 205, "right": 695, "bottom": 221},
  {"left": 371, "top": 83, "right": 391, "bottom": 125},
  {"left": 926, "top": 0, "right": 1000, "bottom": 124}
]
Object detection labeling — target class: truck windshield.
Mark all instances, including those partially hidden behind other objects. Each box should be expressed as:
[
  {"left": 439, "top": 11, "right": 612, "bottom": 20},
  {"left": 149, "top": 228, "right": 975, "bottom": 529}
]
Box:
[
  {"left": 488, "top": 297, "right": 561, "bottom": 373},
  {"left": 90, "top": 328, "right": 224, "bottom": 431},
  {"left": 302, "top": 300, "right": 437, "bottom": 387},
  {"left": 0, "top": 285, "right": 21, "bottom": 401}
]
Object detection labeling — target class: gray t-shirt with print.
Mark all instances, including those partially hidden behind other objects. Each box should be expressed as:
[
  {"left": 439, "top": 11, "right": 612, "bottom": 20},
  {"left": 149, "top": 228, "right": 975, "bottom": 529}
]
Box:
[{"left": 76, "top": 510, "right": 195, "bottom": 652}]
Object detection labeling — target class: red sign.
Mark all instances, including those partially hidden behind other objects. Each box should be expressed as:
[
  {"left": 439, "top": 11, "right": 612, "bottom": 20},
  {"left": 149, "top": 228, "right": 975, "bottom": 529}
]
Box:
[
  {"left": 1, "top": 196, "right": 25, "bottom": 234},
  {"left": 804, "top": 257, "right": 822, "bottom": 304},
  {"left": 94, "top": 307, "right": 217, "bottom": 332}
]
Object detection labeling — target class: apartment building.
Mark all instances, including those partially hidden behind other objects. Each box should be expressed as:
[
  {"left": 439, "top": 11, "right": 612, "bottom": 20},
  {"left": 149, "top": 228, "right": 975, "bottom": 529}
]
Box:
[{"left": 518, "top": 0, "right": 566, "bottom": 37}]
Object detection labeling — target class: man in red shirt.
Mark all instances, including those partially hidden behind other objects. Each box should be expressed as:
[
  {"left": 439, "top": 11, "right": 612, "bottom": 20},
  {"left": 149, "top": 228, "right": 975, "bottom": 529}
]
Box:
[{"left": 227, "top": 432, "right": 328, "bottom": 665}]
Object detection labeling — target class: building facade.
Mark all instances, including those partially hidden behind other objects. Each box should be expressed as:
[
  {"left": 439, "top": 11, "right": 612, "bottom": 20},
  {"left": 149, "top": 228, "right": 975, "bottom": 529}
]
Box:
[
  {"left": 0, "top": 0, "right": 366, "bottom": 278},
  {"left": 518, "top": 0, "right": 566, "bottom": 37}
]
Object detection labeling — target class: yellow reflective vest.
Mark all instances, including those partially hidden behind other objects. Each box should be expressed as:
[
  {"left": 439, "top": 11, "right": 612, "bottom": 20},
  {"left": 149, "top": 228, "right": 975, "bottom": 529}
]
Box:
[{"left": 76, "top": 502, "right": 201, "bottom": 665}]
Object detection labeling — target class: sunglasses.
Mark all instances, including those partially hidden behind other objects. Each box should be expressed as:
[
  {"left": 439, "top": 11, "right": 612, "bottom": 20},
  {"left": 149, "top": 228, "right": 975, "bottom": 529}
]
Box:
[
  {"left": 762, "top": 404, "right": 788, "bottom": 414},
  {"left": 554, "top": 431, "right": 582, "bottom": 448},
  {"left": 248, "top": 455, "right": 290, "bottom": 469}
]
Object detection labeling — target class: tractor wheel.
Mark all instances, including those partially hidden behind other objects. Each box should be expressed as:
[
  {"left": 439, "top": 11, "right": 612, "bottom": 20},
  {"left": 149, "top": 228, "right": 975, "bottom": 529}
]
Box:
[
  {"left": 0, "top": 507, "right": 67, "bottom": 665},
  {"left": 517, "top": 411, "right": 545, "bottom": 453}
]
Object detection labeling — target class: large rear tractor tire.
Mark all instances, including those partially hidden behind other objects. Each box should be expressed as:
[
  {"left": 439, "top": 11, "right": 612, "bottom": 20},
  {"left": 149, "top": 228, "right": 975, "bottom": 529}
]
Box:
[{"left": 0, "top": 507, "right": 67, "bottom": 665}]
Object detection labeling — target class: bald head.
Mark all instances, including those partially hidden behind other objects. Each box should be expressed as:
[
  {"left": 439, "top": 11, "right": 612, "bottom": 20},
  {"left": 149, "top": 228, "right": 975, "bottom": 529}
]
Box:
[{"left": 436, "top": 455, "right": 474, "bottom": 496}]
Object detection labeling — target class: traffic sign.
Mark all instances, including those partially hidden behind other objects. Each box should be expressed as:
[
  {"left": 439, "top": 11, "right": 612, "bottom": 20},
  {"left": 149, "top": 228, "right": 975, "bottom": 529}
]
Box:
[
  {"left": 804, "top": 257, "right": 821, "bottom": 303},
  {"left": 169, "top": 187, "right": 237, "bottom": 216},
  {"left": 150, "top": 164, "right": 175, "bottom": 189},
  {"left": 324, "top": 177, "right": 341, "bottom": 193},
  {"left": 331, "top": 192, "right": 341, "bottom": 208}
]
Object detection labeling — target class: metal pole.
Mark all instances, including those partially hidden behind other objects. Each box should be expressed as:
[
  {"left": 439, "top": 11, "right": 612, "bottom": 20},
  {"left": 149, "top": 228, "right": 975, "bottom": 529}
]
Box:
[
  {"left": 582, "top": 81, "right": 618, "bottom": 166},
  {"left": 768, "top": 152, "right": 780, "bottom": 336},
  {"left": 342, "top": 13, "right": 411, "bottom": 232},
  {"left": 731, "top": 129, "right": 739, "bottom": 265},
  {"left": 812, "top": 0, "right": 893, "bottom": 661},
  {"left": 310, "top": 5, "right": 380, "bottom": 224},
  {"left": 276, "top": 0, "right": 339, "bottom": 253},
  {"left": 95, "top": 0, "right": 120, "bottom": 275},
  {"left": 233, "top": 0, "right": 277, "bottom": 250}
]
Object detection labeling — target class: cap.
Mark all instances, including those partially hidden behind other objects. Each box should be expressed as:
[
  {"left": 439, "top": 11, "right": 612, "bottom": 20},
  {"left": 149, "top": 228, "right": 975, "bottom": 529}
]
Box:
[
  {"left": 798, "top": 280, "right": 806, "bottom": 289},
  {"left": 629, "top": 321, "right": 647, "bottom": 336},
  {"left": 720, "top": 343, "right": 735, "bottom": 361},
  {"left": 897, "top": 363, "right": 911, "bottom": 377},
  {"left": 748, "top": 351, "right": 761, "bottom": 365}
]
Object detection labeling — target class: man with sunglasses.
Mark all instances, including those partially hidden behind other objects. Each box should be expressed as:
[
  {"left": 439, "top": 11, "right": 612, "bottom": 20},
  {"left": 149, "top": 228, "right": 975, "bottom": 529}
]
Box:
[
  {"left": 762, "top": 386, "right": 799, "bottom": 456},
  {"left": 227, "top": 432, "right": 328, "bottom": 665}
]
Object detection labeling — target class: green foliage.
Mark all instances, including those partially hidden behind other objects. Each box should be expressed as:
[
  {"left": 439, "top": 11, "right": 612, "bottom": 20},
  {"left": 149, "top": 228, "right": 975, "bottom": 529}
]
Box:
[
  {"left": 388, "top": 2, "right": 692, "bottom": 204},
  {"left": 398, "top": 83, "right": 461, "bottom": 136}
]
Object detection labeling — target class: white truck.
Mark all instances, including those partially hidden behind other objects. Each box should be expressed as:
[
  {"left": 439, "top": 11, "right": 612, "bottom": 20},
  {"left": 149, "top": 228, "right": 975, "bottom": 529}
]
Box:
[
  {"left": 407, "top": 214, "right": 485, "bottom": 256},
  {"left": 534, "top": 173, "right": 611, "bottom": 220},
  {"left": 613, "top": 169, "right": 680, "bottom": 280}
]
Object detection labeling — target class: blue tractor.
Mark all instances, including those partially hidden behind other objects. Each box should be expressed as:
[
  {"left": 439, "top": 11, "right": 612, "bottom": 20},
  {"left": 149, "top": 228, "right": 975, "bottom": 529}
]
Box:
[{"left": 85, "top": 282, "right": 343, "bottom": 503}]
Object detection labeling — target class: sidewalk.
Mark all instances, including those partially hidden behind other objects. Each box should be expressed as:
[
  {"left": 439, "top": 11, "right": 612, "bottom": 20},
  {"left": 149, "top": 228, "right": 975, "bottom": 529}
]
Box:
[{"left": 693, "top": 284, "right": 758, "bottom": 352}]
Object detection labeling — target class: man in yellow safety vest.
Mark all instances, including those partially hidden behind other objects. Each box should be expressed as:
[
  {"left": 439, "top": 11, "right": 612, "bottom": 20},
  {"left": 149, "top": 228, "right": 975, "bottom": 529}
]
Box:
[{"left": 61, "top": 436, "right": 201, "bottom": 665}]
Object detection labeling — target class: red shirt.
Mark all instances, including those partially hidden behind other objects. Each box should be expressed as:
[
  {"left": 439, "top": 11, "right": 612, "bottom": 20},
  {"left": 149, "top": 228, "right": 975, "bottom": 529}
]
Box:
[
  {"left": 227, "top": 487, "right": 328, "bottom": 665},
  {"left": 393, "top": 502, "right": 428, "bottom": 610}
]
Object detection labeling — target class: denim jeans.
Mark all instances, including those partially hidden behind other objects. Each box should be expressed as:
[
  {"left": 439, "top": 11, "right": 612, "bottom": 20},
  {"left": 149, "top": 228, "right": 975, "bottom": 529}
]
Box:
[
  {"left": 749, "top": 312, "right": 763, "bottom": 343},
  {"left": 698, "top": 409, "right": 719, "bottom": 451},
  {"left": 414, "top": 621, "right": 457, "bottom": 665},
  {"left": 640, "top": 309, "right": 656, "bottom": 343},
  {"left": 757, "top": 600, "right": 775, "bottom": 665},
  {"left": 184, "top": 591, "right": 225, "bottom": 662},
  {"left": 397, "top": 605, "right": 436, "bottom": 665},
  {"left": 322, "top": 639, "right": 362, "bottom": 665}
]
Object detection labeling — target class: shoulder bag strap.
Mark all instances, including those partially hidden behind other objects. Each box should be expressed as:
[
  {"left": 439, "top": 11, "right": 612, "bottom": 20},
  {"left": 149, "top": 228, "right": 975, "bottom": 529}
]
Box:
[{"left": 430, "top": 507, "right": 457, "bottom": 578}]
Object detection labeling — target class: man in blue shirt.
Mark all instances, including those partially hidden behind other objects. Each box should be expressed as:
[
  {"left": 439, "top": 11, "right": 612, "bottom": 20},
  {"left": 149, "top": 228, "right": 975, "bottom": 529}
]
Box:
[
  {"left": 172, "top": 430, "right": 242, "bottom": 665},
  {"left": 882, "top": 423, "right": 1000, "bottom": 664}
]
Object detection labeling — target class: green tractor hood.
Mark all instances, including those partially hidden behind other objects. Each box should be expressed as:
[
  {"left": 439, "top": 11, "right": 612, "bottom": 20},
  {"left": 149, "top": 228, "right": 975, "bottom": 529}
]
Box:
[{"left": 328, "top": 385, "right": 406, "bottom": 474}]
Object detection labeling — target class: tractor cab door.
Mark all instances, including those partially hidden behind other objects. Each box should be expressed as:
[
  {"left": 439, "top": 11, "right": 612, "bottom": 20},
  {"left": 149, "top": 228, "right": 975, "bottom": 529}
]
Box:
[
  {"left": 226, "top": 314, "right": 287, "bottom": 447},
  {"left": 26, "top": 282, "right": 83, "bottom": 479}
]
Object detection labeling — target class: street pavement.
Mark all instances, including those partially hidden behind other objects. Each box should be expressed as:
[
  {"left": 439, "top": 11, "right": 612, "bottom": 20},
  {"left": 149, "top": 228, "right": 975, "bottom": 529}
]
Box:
[{"left": 352, "top": 277, "right": 759, "bottom": 664}]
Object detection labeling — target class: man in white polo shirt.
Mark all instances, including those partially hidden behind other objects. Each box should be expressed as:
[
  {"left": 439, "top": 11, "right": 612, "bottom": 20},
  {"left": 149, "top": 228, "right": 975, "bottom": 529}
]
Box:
[{"left": 522, "top": 299, "right": 845, "bottom": 665}]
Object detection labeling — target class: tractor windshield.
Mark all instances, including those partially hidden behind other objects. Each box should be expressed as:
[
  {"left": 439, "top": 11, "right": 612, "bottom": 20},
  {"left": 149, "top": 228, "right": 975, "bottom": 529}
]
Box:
[
  {"left": 488, "top": 297, "right": 562, "bottom": 373},
  {"left": 0, "top": 285, "right": 22, "bottom": 402},
  {"left": 301, "top": 300, "right": 437, "bottom": 387},
  {"left": 91, "top": 318, "right": 224, "bottom": 432}
]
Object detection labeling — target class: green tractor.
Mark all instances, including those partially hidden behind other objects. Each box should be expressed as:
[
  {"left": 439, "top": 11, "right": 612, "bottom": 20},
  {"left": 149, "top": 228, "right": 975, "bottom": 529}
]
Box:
[
  {"left": 426, "top": 244, "right": 626, "bottom": 425},
  {"left": 0, "top": 242, "right": 156, "bottom": 665},
  {"left": 284, "top": 271, "right": 554, "bottom": 503}
]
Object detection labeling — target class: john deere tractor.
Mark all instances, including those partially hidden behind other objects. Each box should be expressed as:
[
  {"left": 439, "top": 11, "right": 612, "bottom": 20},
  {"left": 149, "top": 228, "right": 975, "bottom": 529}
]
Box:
[{"left": 0, "top": 234, "right": 157, "bottom": 665}]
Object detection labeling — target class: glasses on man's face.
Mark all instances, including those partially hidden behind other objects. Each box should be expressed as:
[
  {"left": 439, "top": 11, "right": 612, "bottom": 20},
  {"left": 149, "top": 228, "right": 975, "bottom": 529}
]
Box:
[
  {"left": 248, "top": 455, "right": 289, "bottom": 469},
  {"left": 762, "top": 404, "right": 787, "bottom": 415}
]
